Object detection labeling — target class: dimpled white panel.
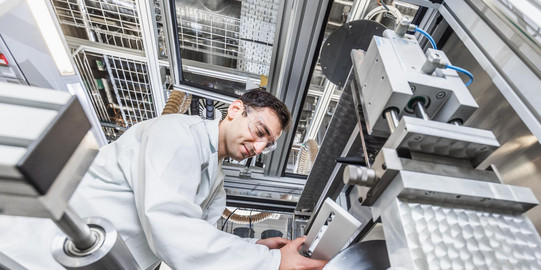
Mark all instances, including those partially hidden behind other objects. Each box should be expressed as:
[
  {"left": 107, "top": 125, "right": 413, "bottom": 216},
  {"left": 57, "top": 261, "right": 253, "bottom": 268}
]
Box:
[{"left": 398, "top": 200, "right": 541, "bottom": 270}]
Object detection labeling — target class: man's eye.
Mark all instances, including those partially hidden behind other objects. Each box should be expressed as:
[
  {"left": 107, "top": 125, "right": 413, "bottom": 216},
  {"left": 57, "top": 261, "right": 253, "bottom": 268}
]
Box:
[{"left": 257, "top": 130, "right": 265, "bottom": 138}]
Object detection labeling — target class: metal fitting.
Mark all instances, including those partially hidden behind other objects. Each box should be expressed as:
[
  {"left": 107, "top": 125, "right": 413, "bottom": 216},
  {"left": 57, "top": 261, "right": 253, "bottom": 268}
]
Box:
[
  {"left": 421, "top": 49, "right": 448, "bottom": 74},
  {"left": 395, "top": 19, "right": 414, "bottom": 37},
  {"left": 343, "top": 165, "right": 377, "bottom": 187}
]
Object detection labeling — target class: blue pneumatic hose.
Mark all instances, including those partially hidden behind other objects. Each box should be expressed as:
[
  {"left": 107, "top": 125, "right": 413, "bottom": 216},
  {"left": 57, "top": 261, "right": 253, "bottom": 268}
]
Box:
[
  {"left": 415, "top": 27, "right": 437, "bottom": 50},
  {"left": 446, "top": 64, "right": 474, "bottom": 86}
]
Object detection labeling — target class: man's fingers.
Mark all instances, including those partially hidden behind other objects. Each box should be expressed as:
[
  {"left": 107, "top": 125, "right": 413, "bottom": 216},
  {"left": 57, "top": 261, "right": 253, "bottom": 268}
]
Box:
[
  {"left": 288, "top": 236, "right": 306, "bottom": 251},
  {"left": 301, "top": 257, "right": 328, "bottom": 269},
  {"left": 275, "top": 237, "right": 291, "bottom": 245}
]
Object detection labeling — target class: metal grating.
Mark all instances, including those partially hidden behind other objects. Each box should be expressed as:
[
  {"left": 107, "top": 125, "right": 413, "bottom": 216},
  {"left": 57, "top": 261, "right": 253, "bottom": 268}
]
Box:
[
  {"left": 105, "top": 55, "right": 157, "bottom": 126},
  {"left": 73, "top": 50, "right": 155, "bottom": 142},
  {"left": 51, "top": 0, "right": 144, "bottom": 50}
]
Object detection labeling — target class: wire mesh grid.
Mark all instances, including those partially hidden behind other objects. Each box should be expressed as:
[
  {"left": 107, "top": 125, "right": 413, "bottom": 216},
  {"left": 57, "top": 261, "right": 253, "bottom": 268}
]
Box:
[
  {"left": 105, "top": 55, "right": 157, "bottom": 127},
  {"left": 73, "top": 50, "right": 129, "bottom": 141},
  {"left": 51, "top": 0, "right": 144, "bottom": 50},
  {"left": 176, "top": 2, "right": 279, "bottom": 75},
  {"left": 50, "top": 0, "right": 86, "bottom": 28}
]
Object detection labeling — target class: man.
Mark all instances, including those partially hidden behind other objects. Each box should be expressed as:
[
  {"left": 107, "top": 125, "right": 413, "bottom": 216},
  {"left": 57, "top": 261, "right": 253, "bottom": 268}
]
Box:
[{"left": 69, "top": 89, "right": 327, "bottom": 269}]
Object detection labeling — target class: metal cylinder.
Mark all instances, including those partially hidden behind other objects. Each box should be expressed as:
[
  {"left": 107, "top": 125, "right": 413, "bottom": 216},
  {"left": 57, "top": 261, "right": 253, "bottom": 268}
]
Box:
[
  {"left": 52, "top": 217, "right": 141, "bottom": 270},
  {"left": 53, "top": 207, "right": 96, "bottom": 250},
  {"left": 383, "top": 108, "right": 399, "bottom": 133},
  {"left": 449, "top": 119, "right": 463, "bottom": 126},
  {"left": 412, "top": 100, "right": 429, "bottom": 120},
  {"left": 343, "top": 165, "right": 377, "bottom": 187}
]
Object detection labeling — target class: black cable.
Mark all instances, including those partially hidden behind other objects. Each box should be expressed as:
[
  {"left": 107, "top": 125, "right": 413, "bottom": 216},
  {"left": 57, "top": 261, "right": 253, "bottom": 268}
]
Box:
[
  {"left": 249, "top": 210, "right": 253, "bottom": 238},
  {"left": 221, "top": 208, "right": 238, "bottom": 231}
]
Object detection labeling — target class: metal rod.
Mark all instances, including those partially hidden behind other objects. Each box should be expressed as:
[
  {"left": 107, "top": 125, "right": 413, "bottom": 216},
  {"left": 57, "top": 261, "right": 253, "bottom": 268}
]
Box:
[
  {"left": 450, "top": 119, "right": 463, "bottom": 126},
  {"left": 384, "top": 108, "right": 399, "bottom": 133},
  {"left": 413, "top": 100, "right": 429, "bottom": 120},
  {"left": 54, "top": 206, "right": 96, "bottom": 250}
]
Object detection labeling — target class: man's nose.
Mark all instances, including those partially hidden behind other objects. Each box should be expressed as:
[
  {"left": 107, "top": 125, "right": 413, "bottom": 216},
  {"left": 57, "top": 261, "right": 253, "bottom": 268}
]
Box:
[{"left": 253, "top": 141, "right": 267, "bottom": 155}]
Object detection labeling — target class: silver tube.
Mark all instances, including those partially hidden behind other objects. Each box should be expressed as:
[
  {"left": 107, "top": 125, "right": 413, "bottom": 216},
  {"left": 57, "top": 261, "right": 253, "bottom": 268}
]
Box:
[
  {"left": 54, "top": 207, "right": 96, "bottom": 250},
  {"left": 384, "top": 109, "right": 399, "bottom": 133},
  {"left": 450, "top": 119, "right": 463, "bottom": 126},
  {"left": 52, "top": 217, "right": 141, "bottom": 270},
  {"left": 413, "top": 101, "right": 429, "bottom": 120}
]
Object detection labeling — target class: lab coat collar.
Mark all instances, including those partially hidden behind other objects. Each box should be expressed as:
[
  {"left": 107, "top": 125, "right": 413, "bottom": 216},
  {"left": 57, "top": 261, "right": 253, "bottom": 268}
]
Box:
[{"left": 207, "top": 117, "right": 221, "bottom": 155}]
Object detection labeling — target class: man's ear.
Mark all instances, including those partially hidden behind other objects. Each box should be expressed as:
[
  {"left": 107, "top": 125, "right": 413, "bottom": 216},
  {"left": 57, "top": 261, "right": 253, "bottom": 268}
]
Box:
[{"left": 227, "top": 100, "right": 244, "bottom": 120}]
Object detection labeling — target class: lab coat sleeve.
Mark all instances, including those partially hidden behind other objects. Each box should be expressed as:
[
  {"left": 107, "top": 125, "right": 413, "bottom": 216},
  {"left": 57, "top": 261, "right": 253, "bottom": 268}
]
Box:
[
  {"left": 123, "top": 118, "right": 281, "bottom": 270},
  {"left": 204, "top": 183, "right": 226, "bottom": 225},
  {"left": 205, "top": 186, "right": 260, "bottom": 245}
]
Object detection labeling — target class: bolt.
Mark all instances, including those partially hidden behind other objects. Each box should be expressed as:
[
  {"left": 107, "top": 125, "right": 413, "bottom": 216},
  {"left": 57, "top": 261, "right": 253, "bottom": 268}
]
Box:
[
  {"left": 436, "top": 91, "right": 446, "bottom": 99},
  {"left": 382, "top": 163, "right": 387, "bottom": 170},
  {"left": 410, "top": 85, "right": 416, "bottom": 92},
  {"left": 414, "top": 135, "right": 423, "bottom": 141},
  {"left": 327, "top": 212, "right": 335, "bottom": 223},
  {"left": 479, "top": 147, "right": 488, "bottom": 152},
  {"left": 480, "top": 198, "right": 490, "bottom": 202},
  {"left": 358, "top": 197, "right": 363, "bottom": 203},
  {"left": 425, "top": 191, "right": 435, "bottom": 196}
]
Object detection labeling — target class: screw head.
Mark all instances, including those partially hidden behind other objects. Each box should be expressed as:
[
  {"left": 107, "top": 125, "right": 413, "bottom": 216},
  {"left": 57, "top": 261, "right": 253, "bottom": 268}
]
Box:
[{"left": 436, "top": 91, "right": 446, "bottom": 99}]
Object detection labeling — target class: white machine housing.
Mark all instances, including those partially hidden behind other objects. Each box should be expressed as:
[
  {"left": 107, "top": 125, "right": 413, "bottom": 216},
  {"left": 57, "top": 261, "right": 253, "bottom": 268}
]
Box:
[{"left": 352, "top": 30, "right": 478, "bottom": 136}]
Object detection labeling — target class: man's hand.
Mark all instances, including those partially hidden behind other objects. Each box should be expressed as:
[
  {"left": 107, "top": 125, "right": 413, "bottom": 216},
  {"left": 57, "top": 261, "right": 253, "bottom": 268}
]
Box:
[
  {"left": 256, "top": 237, "right": 291, "bottom": 249},
  {"left": 279, "top": 237, "right": 327, "bottom": 270}
]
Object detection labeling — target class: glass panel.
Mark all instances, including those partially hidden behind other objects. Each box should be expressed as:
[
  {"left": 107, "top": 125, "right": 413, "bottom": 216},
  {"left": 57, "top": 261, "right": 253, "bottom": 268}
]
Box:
[
  {"left": 174, "top": 0, "right": 281, "bottom": 95},
  {"left": 284, "top": 0, "right": 419, "bottom": 175}
]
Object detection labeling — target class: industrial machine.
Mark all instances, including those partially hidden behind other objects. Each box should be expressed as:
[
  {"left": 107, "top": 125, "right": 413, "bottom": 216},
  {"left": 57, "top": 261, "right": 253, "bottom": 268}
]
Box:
[
  {"left": 0, "top": 83, "right": 140, "bottom": 269},
  {"left": 296, "top": 1, "right": 541, "bottom": 269},
  {"left": 1, "top": 0, "right": 541, "bottom": 269}
]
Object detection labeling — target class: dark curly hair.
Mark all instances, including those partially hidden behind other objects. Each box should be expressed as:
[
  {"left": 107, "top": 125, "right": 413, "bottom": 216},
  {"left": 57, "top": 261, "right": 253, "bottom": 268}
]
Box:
[{"left": 239, "top": 88, "right": 292, "bottom": 131}]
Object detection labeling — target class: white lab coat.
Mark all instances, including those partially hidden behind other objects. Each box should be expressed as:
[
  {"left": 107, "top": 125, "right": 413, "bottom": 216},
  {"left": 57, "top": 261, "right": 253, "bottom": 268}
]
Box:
[{"left": 0, "top": 114, "right": 281, "bottom": 270}]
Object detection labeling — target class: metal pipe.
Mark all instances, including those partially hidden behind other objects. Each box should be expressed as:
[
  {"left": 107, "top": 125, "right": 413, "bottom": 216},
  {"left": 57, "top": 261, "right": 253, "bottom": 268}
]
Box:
[
  {"left": 54, "top": 207, "right": 96, "bottom": 250},
  {"left": 413, "top": 100, "right": 429, "bottom": 120},
  {"left": 384, "top": 108, "right": 399, "bottom": 133}
]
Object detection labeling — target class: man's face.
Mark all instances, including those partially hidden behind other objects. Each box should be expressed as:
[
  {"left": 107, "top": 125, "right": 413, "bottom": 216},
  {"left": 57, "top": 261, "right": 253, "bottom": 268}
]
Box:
[{"left": 226, "top": 106, "right": 283, "bottom": 161}]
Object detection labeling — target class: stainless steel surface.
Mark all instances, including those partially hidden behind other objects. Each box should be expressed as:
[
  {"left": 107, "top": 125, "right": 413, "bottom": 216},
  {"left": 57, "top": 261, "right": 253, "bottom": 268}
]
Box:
[
  {"left": 371, "top": 170, "right": 538, "bottom": 221},
  {"left": 384, "top": 108, "right": 399, "bottom": 133},
  {"left": 0, "top": 251, "right": 27, "bottom": 270},
  {"left": 381, "top": 198, "right": 541, "bottom": 269},
  {"left": 412, "top": 100, "right": 429, "bottom": 121},
  {"left": 384, "top": 116, "right": 499, "bottom": 167},
  {"left": 301, "top": 198, "right": 361, "bottom": 260},
  {"left": 343, "top": 165, "right": 376, "bottom": 187},
  {"left": 440, "top": 32, "right": 541, "bottom": 232},
  {"left": 53, "top": 207, "right": 96, "bottom": 250},
  {"left": 52, "top": 217, "right": 140, "bottom": 270},
  {"left": 223, "top": 164, "right": 305, "bottom": 199},
  {"left": 323, "top": 240, "right": 389, "bottom": 270},
  {"left": 0, "top": 132, "right": 98, "bottom": 219},
  {"left": 440, "top": 1, "right": 541, "bottom": 141}
]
